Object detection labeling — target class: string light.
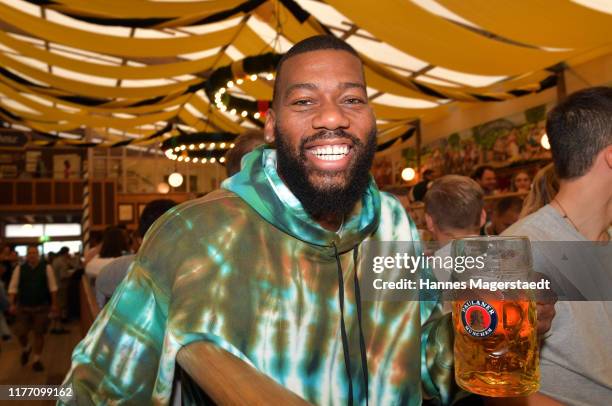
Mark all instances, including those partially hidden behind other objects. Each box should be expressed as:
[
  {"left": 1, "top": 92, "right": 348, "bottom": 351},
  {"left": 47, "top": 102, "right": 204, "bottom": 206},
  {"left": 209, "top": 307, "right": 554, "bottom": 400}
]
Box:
[
  {"left": 250, "top": 74, "right": 258, "bottom": 81},
  {"left": 254, "top": 112, "right": 261, "bottom": 119},
  {"left": 227, "top": 81, "right": 234, "bottom": 88},
  {"left": 199, "top": 143, "right": 205, "bottom": 149},
  {"left": 241, "top": 111, "right": 248, "bottom": 117},
  {"left": 220, "top": 157, "right": 226, "bottom": 163},
  {"left": 188, "top": 144, "right": 195, "bottom": 150},
  {"left": 210, "top": 157, "right": 216, "bottom": 163},
  {"left": 236, "top": 78, "right": 244, "bottom": 85}
]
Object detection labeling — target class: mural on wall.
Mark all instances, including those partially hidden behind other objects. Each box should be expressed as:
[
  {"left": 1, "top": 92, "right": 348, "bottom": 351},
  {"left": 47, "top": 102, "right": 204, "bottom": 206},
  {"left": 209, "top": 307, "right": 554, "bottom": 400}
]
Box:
[{"left": 373, "top": 104, "right": 553, "bottom": 187}]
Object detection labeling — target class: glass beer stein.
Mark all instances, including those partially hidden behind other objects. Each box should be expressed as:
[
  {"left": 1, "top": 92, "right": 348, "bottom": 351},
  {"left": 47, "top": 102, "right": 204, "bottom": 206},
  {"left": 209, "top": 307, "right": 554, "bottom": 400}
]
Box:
[{"left": 451, "top": 236, "right": 539, "bottom": 397}]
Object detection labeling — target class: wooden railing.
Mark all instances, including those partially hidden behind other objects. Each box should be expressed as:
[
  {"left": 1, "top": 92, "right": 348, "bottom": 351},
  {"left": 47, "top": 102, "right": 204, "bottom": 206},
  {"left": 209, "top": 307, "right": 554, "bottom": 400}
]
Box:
[
  {"left": 79, "top": 277, "right": 100, "bottom": 337},
  {"left": 0, "top": 178, "right": 84, "bottom": 210},
  {"left": 177, "top": 342, "right": 312, "bottom": 405}
]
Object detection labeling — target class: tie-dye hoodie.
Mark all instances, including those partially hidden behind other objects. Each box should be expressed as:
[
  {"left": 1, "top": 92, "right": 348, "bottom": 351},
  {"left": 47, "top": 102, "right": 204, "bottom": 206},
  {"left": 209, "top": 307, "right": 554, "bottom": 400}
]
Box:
[{"left": 61, "top": 148, "right": 455, "bottom": 405}]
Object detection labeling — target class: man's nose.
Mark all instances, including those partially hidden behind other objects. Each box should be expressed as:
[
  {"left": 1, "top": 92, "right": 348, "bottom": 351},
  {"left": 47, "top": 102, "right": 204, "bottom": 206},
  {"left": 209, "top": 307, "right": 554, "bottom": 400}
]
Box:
[{"left": 311, "top": 101, "right": 349, "bottom": 130}]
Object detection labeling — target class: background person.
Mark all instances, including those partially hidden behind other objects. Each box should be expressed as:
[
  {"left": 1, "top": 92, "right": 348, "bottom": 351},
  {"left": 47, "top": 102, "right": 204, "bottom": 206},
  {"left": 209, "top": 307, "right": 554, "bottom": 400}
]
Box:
[
  {"left": 520, "top": 163, "right": 559, "bottom": 218},
  {"left": 511, "top": 170, "right": 531, "bottom": 193},
  {"left": 471, "top": 165, "right": 498, "bottom": 196},
  {"left": 224, "top": 130, "right": 266, "bottom": 177},
  {"left": 95, "top": 199, "right": 177, "bottom": 308},
  {"left": 50, "top": 246, "right": 73, "bottom": 333},
  {"left": 503, "top": 86, "right": 612, "bottom": 405},
  {"left": 85, "top": 227, "right": 130, "bottom": 281},
  {"left": 483, "top": 196, "right": 523, "bottom": 235},
  {"left": 412, "top": 168, "right": 435, "bottom": 202},
  {"left": 8, "top": 245, "right": 58, "bottom": 372},
  {"left": 424, "top": 175, "right": 486, "bottom": 246}
]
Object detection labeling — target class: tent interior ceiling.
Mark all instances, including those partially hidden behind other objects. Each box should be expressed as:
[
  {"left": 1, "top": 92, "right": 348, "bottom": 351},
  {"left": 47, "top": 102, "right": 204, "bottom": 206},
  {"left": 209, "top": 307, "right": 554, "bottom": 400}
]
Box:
[{"left": 0, "top": 0, "right": 610, "bottom": 150}]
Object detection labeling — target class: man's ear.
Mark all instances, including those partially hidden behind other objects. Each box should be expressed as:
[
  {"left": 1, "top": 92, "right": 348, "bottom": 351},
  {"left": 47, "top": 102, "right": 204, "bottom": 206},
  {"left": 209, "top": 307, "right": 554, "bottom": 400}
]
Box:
[
  {"left": 604, "top": 145, "right": 612, "bottom": 169},
  {"left": 479, "top": 208, "right": 487, "bottom": 228},
  {"left": 425, "top": 213, "right": 436, "bottom": 233},
  {"left": 264, "top": 109, "right": 276, "bottom": 144}
]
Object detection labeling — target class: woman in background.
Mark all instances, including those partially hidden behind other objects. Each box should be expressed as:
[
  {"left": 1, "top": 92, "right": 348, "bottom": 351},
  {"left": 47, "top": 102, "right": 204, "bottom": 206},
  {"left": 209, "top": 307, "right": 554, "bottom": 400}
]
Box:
[
  {"left": 85, "top": 227, "right": 129, "bottom": 281},
  {"left": 511, "top": 170, "right": 532, "bottom": 193},
  {"left": 520, "top": 163, "right": 559, "bottom": 218}
]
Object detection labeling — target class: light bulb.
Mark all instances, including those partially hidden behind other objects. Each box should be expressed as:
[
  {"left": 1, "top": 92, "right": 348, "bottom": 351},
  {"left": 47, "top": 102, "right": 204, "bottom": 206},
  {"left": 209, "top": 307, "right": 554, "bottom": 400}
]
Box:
[
  {"left": 401, "top": 167, "right": 416, "bottom": 181},
  {"left": 540, "top": 133, "right": 550, "bottom": 150},
  {"left": 168, "top": 172, "right": 183, "bottom": 187}
]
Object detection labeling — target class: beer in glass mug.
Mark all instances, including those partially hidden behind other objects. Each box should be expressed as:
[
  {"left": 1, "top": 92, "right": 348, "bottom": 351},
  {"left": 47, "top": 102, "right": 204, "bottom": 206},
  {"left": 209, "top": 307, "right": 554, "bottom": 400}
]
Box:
[{"left": 451, "top": 236, "right": 539, "bottom": 397}]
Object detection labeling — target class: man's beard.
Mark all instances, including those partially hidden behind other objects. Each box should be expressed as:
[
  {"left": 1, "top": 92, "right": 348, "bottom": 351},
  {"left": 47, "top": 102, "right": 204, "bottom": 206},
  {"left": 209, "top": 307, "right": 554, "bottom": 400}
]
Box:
[{"left": 275, "top": 126, "right": 377, "bottom": 221}]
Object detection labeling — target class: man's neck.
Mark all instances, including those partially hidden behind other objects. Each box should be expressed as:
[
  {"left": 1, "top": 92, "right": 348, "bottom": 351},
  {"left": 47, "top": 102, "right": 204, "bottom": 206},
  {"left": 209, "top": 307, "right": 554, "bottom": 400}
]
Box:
[
  {"left": 315, "top": 213, "right": 343, "bottom": 232},
  {"left": 554, "top": 176, "right": 611, "bottom": 241},
  {"left": 27, "top": 260, "right": 39, "bottom": 268}
]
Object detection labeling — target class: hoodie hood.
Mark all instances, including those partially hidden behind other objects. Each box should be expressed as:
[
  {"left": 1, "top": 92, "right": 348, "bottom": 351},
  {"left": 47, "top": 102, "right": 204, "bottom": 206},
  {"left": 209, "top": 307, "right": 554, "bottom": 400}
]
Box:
[{"left": 222, "top": 147, "right": 381, "bottom": 253}]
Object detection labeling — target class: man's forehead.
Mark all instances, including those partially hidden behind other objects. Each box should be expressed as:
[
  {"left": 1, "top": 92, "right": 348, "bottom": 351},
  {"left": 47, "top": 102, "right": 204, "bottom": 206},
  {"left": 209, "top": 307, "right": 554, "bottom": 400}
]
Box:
[{"left": 279, "top": 49, "right": 365, "bottom": 85}]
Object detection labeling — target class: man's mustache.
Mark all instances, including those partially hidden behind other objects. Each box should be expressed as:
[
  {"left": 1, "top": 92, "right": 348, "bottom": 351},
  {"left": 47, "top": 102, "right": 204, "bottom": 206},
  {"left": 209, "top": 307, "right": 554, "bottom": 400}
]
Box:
[{"left": 299, "top": 129, "right": 363, "bottom": 151}]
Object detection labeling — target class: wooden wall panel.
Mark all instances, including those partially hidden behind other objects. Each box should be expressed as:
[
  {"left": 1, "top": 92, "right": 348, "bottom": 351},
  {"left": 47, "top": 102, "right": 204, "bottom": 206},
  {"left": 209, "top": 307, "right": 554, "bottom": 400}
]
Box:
[
  {"left": 55, "top": 181, "right": 71, "bottom": 205},
  {"left": 16, "top": 182, "right": 32, "bottom": 205},
  {"left": 0, "top": 182, "right": 12, "bottom": 205},
  {"left": 91, "top": 182, "right": 103, "bottom": 226},
  {"left": 104, "top": 182, "right": 115, "bottom": 226},
  {"left": 35, "top": 182, "right": 52, "bottom": 205}
]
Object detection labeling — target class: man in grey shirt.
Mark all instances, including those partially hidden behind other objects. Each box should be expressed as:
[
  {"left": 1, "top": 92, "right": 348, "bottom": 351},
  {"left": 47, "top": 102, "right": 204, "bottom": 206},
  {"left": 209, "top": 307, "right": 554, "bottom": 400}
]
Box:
[
  {"left": 96, "top": 199, "right": 176, "bottom": 308},
  {"left": 503, "top": 87, "right": 612, "bottom": 406}
]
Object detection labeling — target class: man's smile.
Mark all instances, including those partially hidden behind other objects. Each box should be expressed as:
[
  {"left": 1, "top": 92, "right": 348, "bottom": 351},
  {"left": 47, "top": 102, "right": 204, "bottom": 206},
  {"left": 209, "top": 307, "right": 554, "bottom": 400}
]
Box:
[{"left": 304, "top": 139, "right": 354, "bottom": 169}]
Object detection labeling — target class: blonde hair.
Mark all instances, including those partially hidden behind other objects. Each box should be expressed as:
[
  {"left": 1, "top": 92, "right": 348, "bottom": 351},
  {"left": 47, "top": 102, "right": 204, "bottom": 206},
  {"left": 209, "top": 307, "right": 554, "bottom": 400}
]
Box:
[{"left": 520, "top": 163, "right": 559, "bottom": 218}]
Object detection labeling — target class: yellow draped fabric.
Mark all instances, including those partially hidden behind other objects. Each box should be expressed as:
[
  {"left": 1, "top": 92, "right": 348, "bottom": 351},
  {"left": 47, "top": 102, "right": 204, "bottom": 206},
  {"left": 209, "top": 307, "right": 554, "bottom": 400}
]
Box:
[
  {"left": 437, "top": 0, "right": 612, "bottom": 49},
  {"left": 46, "top": 0, "right": 245, "bottom": 19},
  {"left": 0, "top": 3, "right": 242, "bottom": 58},
  {"left": 326, "top": 0, "right": 574, "bottom": 75},
  {"left": 0, "top": 31, "right": 231, "bottom": 79},
  {"left": 0, "top": 0, "right": 609, "bottom": 148}
]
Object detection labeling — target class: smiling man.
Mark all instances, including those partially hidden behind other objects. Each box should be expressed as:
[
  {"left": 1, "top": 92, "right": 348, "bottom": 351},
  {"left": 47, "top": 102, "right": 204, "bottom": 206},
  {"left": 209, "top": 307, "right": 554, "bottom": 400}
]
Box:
[{"left": 62, "top": 36, "right": 519, "bottom": 405}]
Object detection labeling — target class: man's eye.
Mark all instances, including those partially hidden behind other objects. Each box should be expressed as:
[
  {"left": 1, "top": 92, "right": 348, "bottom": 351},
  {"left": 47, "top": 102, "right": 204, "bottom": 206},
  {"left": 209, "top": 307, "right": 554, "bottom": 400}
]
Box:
[
  {"left": 344, "top": 98, "right": 365, "bottom": 104},
  {"left": 292, "top": 99, "right": 313, "bottom": 106}
]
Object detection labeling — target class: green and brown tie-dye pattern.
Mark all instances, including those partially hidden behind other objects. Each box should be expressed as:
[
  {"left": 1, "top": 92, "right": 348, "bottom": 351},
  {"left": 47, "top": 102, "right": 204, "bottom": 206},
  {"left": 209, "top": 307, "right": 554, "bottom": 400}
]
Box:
[{"left": 61, "top": 148, "right": 455, "bottom": 405}]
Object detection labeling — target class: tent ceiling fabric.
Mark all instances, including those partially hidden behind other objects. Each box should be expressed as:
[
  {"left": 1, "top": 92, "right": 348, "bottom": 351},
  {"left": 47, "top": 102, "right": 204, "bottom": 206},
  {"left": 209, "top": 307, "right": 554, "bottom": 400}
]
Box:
[{"left": 0, "top": 0, "right": 610, "bottom": 149}]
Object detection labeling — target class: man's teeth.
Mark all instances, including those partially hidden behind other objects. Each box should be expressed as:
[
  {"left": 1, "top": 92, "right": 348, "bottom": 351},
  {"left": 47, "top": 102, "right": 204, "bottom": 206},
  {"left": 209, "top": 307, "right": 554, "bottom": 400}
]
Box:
[{"left": 310, "top": 145, "right": 349, "bottom": 160}]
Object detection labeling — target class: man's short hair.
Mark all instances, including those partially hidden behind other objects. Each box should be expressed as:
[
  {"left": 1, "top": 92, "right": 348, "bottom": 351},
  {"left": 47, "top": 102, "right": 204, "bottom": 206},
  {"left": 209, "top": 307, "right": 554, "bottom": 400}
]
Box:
[
  {"left": 424, "top": 175, "right": 484, "bottom": 231},
  {"left": 272, "top": 35, "right": 361, "bottom": 106},
  {"left": 224, "top": 130, "right": 265, "bottom": 177},
  {"left": 546, "top": 86, "right": 612, "bottom": 179},
  {"left": 471, "top": 165, "right": 494, "bottom": 181},
  {"left": 139, "top": 199, "right": 177, "bottom": 238},
  {"left": 59, "top": 246, "right": 70, "bottom": 255},
  {"left": 494, "top": 196, "right": 523, "bottom": 216}
]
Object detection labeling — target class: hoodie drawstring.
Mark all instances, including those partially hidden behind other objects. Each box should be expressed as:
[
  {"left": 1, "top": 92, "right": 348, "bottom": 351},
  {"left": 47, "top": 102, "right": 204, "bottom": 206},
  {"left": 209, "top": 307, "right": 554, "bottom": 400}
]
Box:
[{"left": 333, "top": 243, "right": 369, "bottom": 405}]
